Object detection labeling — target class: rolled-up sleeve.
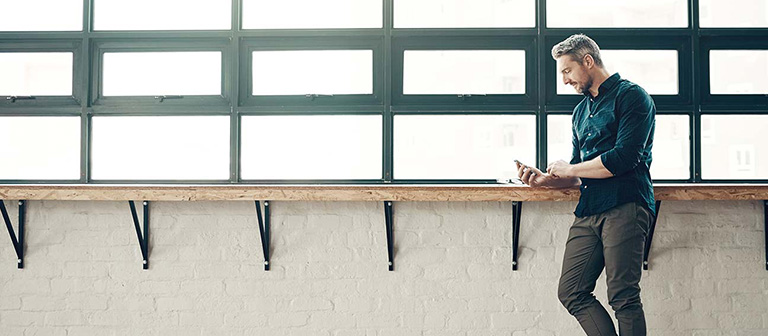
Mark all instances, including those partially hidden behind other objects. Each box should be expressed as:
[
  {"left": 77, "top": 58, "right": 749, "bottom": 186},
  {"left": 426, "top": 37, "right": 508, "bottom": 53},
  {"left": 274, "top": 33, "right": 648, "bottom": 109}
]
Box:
[
  {"left": 599, "top": 86, "right": 655, "bottom": 177},
  {"left": 570, "top": 121, "right": 581, "bottom": 165}
]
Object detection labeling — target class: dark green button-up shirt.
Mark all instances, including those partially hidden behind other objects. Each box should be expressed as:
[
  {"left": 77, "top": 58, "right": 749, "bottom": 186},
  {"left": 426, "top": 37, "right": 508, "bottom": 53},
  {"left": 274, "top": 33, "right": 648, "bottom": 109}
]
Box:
[{"left": 570, "top": 73, "right": 656, "bottom": 218}]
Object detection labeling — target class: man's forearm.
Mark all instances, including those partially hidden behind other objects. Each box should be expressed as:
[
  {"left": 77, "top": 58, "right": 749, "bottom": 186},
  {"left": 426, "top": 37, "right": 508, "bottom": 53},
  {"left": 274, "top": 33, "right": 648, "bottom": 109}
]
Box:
[
  {"left": 568, "top": 155, "right": 614, "bottom": 179},
  {"left": 543, "top": 176, "right": 581, "bottom": 188}
]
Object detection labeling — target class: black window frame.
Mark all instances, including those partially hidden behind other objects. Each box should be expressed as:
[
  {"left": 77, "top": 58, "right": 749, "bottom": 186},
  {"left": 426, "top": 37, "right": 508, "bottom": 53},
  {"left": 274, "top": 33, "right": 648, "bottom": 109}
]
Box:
[
  {"left": 238, "top": 36, "right": 385, "bottom": 107},
  {"left": 700, "top": 34, "right": 768, "bottom": 108},
  {"left": 545, "top": 34, "right": 692, "bottom": 107},
  {"left": 90, "top": 39, "right": 232, "bottom": 109},
  {"left": 392, "top": 35, "right": 538, "bottom": 107},
  {"left": 0, "top": 0, "right": 765, "bottom": 184},
  {"left": 0, "top": 40, "right": 84, "bottom": 108}
]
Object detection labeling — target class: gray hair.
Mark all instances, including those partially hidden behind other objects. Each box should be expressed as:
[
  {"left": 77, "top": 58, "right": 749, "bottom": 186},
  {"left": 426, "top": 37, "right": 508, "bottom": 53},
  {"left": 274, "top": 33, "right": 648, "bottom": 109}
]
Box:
[{"left": 551, "top": 34, "right": 603, "bottom": 67}]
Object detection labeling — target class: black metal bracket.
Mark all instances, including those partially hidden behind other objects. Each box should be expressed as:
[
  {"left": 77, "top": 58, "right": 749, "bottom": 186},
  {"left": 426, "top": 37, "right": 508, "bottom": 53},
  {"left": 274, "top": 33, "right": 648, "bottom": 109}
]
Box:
[
  {"left": 764, "top": 200, "right": 768, "bottom": 271},
  {"left": 643, "top": 200, "right": 662, "bottom": 271},
  {"left": 384, "top": 201, "right": 395, "bottom": 271},
  {"left": 129, "top": 201, "right": 150, "bottom": 270},
  {"left": 255, "top": 200, "right": 271, "bottom": 271},
  {"left": 512, "top": 201, "right": 522, "bottom": 271},
  {"left": 1, "top": 200, "right": 26, "bottom": 269}
]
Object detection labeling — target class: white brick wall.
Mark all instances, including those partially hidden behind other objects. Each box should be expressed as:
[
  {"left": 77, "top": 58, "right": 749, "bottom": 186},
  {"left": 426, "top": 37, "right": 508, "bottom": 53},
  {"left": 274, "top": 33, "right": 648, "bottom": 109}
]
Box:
[{"left": 0, "top": 200, "right": 766, "bottom": 335}]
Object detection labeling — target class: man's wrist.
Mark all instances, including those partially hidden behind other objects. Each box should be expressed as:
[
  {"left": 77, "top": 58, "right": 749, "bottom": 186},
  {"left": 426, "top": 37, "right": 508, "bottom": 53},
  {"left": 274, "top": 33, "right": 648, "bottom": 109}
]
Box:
[{"left": 565, "top": 164, "right": 577, "bottom": 178}]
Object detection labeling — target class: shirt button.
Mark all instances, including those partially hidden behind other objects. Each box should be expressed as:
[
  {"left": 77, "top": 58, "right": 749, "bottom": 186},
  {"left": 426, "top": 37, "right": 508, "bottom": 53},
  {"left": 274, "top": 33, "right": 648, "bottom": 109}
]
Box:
[
  {"left": 588, "top": 133, "right": 592, "bottom": 136},
  {"left": 584, "top": 185, "right": 588, "bottom": 189}
]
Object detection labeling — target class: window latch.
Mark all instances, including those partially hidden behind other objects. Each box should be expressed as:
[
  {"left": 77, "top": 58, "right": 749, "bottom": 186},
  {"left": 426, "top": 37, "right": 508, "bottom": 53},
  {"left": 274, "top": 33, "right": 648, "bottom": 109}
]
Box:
[
  {"left": 154, "top": 95, "right": 184, "bottom": 102},
  {"left": 305, "top": 94, "right": 334, "bottom": 101},
  {"left": 6, "top": 96, "right": 36, "bottom": 103},
  {"left": 457, "top": 94, "right": 486, "bottom": 99}
]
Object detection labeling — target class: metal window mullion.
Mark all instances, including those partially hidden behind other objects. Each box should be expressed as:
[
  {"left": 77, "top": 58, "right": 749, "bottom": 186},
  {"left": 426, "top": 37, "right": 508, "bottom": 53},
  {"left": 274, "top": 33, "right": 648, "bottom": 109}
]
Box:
[
  {"left": 384, "top": 0, "right": 394, "bottom": 182},
  {"left": 80, "top": 0, "right": 94, "bottom": 183},
  {"left": 691, "top": 0, "right": 702, "bottom": 182},
  {"left": 536, "top": 0, "right": 547, "bottom": 169},
  {"left": 230, "top": 0, "right": 242, "bottom": 183}
]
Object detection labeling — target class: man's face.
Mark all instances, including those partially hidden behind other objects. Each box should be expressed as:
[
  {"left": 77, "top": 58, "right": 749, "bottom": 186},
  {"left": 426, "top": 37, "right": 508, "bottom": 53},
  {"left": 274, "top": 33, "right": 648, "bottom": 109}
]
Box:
[{"left": 557, "top": 55, "right": 592, "bottom": 95}]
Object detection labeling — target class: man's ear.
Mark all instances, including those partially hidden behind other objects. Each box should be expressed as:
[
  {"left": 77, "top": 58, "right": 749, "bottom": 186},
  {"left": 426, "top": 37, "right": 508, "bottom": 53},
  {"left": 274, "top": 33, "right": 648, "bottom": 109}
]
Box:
[{"left": 583, "top": 54, "right": 594, "bottom": 69}]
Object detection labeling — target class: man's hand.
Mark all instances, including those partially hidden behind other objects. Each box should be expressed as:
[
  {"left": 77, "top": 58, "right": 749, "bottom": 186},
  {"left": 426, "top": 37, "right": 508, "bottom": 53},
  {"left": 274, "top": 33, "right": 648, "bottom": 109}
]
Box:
[
  {"left": 515, "top": 160, "right": 555, "bottom": 188},
  {"left": 547, "top": 160, "right": 575, "bottom": 178}
]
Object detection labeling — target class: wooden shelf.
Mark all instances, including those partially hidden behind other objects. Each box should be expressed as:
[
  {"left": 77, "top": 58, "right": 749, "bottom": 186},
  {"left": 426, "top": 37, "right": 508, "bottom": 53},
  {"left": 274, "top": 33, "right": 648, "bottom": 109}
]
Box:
[{"left": 0, "top": 184, "right": 767, "bottom": 202}]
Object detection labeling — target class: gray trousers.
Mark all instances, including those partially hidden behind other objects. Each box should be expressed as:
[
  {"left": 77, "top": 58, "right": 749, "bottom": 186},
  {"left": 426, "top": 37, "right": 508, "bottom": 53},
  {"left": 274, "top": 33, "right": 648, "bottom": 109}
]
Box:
[{"left": 557, "top": 201, "right": 651, "bottom": 336}]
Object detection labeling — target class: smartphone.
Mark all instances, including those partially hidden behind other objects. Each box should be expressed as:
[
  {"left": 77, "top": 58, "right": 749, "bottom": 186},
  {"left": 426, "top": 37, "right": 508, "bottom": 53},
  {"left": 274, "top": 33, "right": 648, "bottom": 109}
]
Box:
[{"left": 514, "top": 160, "right": 537, "bottom": 175}]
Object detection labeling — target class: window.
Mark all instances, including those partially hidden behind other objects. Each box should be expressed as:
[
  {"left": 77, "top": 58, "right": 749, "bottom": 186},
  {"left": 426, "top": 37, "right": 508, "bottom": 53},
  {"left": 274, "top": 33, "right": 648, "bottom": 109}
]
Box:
[
  {"left": 241, "top": 115, "right": 382, "bottom": 180},
  {"left": 546, "top": 115, "right": 573, "bottom": 165},
  {"left": 394, "top": 115, "right": 536, "bottom": 180},
  {"left": 394, "top": 37, "right": 536, "bottom": 106},
  {"left": 91, "top": 116, "right": 230, "bottom": 180},
  {"left": 556, "top": 50, "right": 678, "bottom": 95},
  {"left": 403, "top": 50, "right": 526, "bottom": 95},
  {"left": 0, "top": 0, "right": 82, "bottom": 31},
  {"left": 0, "top": 52, "right": 73, "bottom": 96},
  {"left": 1, "top": 0, "right": 765, "bottom": 184},
  {"left": 102, "top": 52, "right": 222, "bottom": 97},
  {"left": 547, "top": 0, "right": 688, "bottom": 28},
  {"left": 252, "top": 50, "right": 373, "bottom": 96},
  {"left": 394, "top": 0, "right": 535, "bottom": 28},
  {"left": 240, "top": 38, "right": 382, "bottom": 106},
  {"left": 242, "top": 0, "right": 382, "bottom": 29},
  {"left": 700, "top": 0, "right": 768, "bottom": 28},
  {"left": 0, "top": 117, "right": 80, "bottom": 180},
  {"left": 547, "top": 114, "right": 690, "bottom": 180},
  {"left": 701, "top": 115, "right": 768, "bottom": 180},
  {"left": 94, "top": 0, "right": 231, "bottom": 30},
  {"left": 709, "top": 50, "right": 768, "bottom": 95},
  {"left": 649, "top": 115, "right": 690, "bottom": 180}
]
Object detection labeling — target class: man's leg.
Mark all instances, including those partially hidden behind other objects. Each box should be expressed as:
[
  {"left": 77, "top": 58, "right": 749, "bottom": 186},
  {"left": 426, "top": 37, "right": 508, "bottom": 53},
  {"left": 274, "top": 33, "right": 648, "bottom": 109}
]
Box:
[
  {"left": 558, "top": 215, "right": 617, "bottom": 336},
  {"left": 601, "top": 202, "right": 650, "bottom": 336}
]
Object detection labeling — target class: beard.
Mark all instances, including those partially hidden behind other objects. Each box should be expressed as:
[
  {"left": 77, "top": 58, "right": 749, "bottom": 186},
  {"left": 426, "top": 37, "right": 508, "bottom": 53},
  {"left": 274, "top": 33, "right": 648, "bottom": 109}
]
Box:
[{"left": 579, "top": 76, "right": 593, "bottom": 96}]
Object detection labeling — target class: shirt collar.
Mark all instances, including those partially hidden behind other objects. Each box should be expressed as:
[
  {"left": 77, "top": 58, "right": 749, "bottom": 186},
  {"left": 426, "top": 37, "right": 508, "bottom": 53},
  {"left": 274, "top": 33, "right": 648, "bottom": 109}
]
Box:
[{"left": 586, "top": 72, "right": 621, "bottom": 99}]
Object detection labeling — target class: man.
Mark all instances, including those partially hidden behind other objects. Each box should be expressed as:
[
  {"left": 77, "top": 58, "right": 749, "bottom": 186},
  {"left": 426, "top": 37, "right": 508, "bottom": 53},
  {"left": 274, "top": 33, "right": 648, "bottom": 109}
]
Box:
[{"left": 515, "top": 34, "right": 656, "bottom": 336}]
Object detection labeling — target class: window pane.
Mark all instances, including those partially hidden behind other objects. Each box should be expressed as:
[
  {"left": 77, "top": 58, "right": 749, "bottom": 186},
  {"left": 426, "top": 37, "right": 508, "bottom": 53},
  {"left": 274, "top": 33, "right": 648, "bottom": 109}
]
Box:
[
  {"left": 700, "top": 0, "right": 768, "bottom": 27},
  {"left": 94, "top": 0, "right": 231, "bottom": 30},
  {"left": 546, "top": 115, "right": 573, "bottom": 164},
  {"left": 547, "top": 114, "right": 689, "bottom": 180},
  {"left": 102, "top": 52, "right": 221, "bottom": 96},
  {"left": 0, "top": 117, "right": 80, "bottom": 180},
  {"left": 702, "top": 115, "right": 768, "bottom": 180},
  {"left": 395, "top": 0, "right": 535, "bottom": 28},
  {"left": 252, "top": 50, "right": 373, "bottom": 95},
  {"left": 394, "top": 115, "right": 536, "bottom": 179},
  {"left": 557, "top": 50, "right": 678, "bottom": 95},
  {"left": 404, "top": 50, "right": 526, "bottom": 95},
  {"left": 710, "top": 50, "right": 768, "bottom": 95},
  {"left": 242, "top": 0, "right": 381, "bottom": 29},
  {"left": 0, "top": 0, "right": 82, "bottom": 31},
  {"left": 650, "top": 115, "right": 690, "bottom": 180},
  {"left": 241, "top": 115, "right": 382, "bottom": 179},
  {"left": 92, "top": 116, "right": 229, "bottom": 180},
  {"left": 547, "top": 0, "right": 687, "bottom": 28},
  {"left": 0, "top": 53, "right": 73, "bottom": 96}
]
